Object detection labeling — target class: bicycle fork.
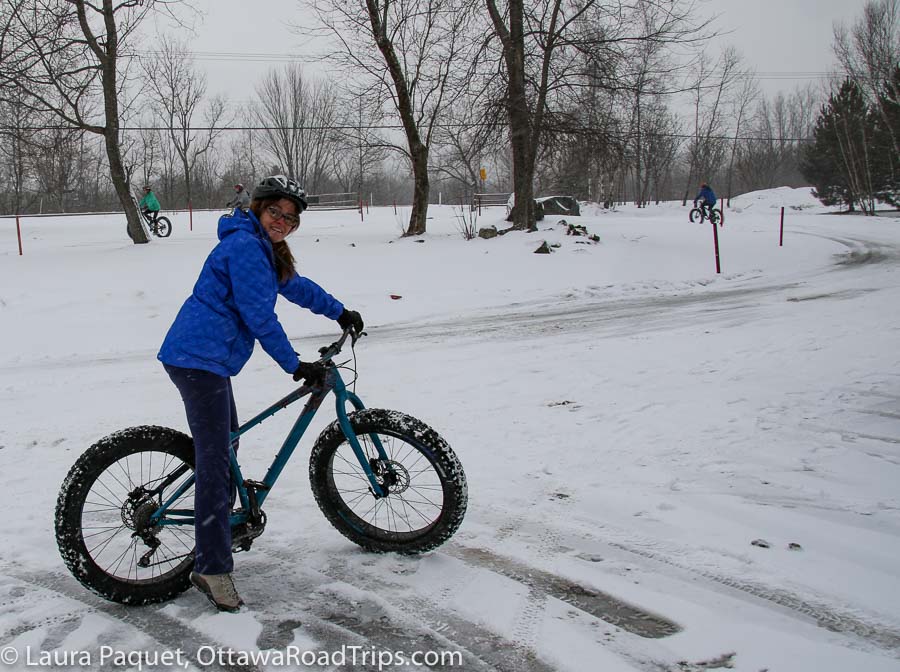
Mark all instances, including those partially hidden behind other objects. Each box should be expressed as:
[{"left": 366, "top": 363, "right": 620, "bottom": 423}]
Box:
[{"left": 332, "top": 375, "right": 393, "bottom": 499}]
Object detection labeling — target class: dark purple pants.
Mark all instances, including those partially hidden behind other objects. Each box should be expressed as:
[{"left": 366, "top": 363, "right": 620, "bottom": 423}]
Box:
[{"left": 164, "top": 365, "right": 239, "bottom": 575}]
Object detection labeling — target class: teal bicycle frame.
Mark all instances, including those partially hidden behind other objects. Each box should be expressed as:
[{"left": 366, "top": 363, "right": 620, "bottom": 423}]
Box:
[{"left": 149, "top": 332, "right": 390, "bottom": 530}]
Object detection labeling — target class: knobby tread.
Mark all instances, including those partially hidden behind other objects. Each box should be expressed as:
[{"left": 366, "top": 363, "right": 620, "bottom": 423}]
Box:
[
  {"left": 54, "top": 425, "right": 195, "bottom": 605},
  {"left": 309, "top": 408, "right": 468, "bottom": 554}
]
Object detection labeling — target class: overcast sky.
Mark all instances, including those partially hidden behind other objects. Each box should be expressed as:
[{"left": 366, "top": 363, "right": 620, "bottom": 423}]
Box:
[{"left": 150, "top": 0, "right": 868, "bottom": 103}]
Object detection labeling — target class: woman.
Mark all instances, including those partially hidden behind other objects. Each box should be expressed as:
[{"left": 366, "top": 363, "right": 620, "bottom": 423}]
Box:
[{"left": 158, "top": 175, "right": 363, "bottom": 612}]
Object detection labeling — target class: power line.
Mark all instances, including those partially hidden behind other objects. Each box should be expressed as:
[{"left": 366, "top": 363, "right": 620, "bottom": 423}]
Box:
[
  {"left": 132, "top": 50, "right": 852, "bottom": 81},
  {"left": 0, "top": 123, "right": 816, "bottom": 143}
]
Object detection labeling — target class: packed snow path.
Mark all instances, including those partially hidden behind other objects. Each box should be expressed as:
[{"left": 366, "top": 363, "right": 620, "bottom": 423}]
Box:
[{"left": 1, "top": 193, "right": 899, "bottom": 671}]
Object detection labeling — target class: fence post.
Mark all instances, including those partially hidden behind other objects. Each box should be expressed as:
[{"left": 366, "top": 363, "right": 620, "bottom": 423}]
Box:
[
  {"left": 16, "top": 214, "right": 23, "bottom": 256},
  {"left": 711, "top": 217, "right": 721, "bottom": 274},
  {"left": 779, "top": 206, "right": 784, "bottom": 246}
]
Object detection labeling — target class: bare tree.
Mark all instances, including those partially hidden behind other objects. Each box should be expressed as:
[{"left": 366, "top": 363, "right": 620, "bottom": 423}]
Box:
[
  {"left": 31, "top": 126, "right": 84, "bottom": 211},
  {"left": 484, "top": 0, "right": 709, "bottom": 229},
  {"left": 219, "top": 107, "right": 260, "bottom": 197},
  {"left": 736, "top": 86, "right": 818, "bottom": 192},
  {"left": 724, "top": 74, "right": 759, "bottom": 203},
  {"left": 304, "top": 0, "right": 474, "bottom": 235},
  {"left": 252, "top": 64, "right": 339, "bottom": 193},
  {"left": 0, "top": 1, "right": 180, "bottom": 242},
  {"left": 0, "top": 99, "right": 33, "bottom": 214},
  {"left": 328, "top": 93, "right": 387, "bottom": 195},
  {"left": 834, "top": 0, "right": 900, "bottom": 157},
  {"left": 681, "top": 47, "right": 742, "bottom": 204},
  {"left": 432, "top": 95, "right": 503, "bottom": 196},
  {"left": 639, "top": 101, "right": 682, "bottom": 204},
  {"left": 142, "top": 37, "right": 225, "bottom": 210}
]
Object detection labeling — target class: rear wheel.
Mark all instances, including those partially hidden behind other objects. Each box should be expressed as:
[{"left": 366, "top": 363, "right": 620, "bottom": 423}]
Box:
[
  {"left": 309, "top": 409, "right": 467, "bottom": 554},
  {"left": 709, "top": 209, "right": 721, "bottom": 225},
  {"left": 55, "top": 426, "right": 196, "bottom": 605},
  {"left": 154, "top": 216, "right": 172, "bottom": 237}
]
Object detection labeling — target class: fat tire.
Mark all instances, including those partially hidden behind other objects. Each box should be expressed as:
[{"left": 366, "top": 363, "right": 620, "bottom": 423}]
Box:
[
  {"left": 309, "top": 409, "right": 467, "bottom": 554},
  {"left": 689, "top": 208, "right": 702, "bottom": 223},
  {"left": 55, "top": 426, "right": 195, "bottom": 605},
  {"left": 710, "top": 209, "right": 722, "bottom": 226},
  {"left": 155, "top": 216, "right": 172, "bottom": 238}
]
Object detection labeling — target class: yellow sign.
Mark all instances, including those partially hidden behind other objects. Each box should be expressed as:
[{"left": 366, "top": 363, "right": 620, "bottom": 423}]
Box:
[{"left": 479, "top": 167, "right": 487, "bottom": 181}]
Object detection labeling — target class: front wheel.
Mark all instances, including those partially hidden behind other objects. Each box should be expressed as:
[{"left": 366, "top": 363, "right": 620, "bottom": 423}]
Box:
[
  {"left": 154, "top": 216, "right": 172, "bottom": 238},
  {"left": 309, "top": 409, "right": 467, "bottom": 554},
  {"left": 689, "top": 207, "right": 704, "bottom": 223},
  {"left": 55, "top": 426, "right": 196, "bottom": 605}
]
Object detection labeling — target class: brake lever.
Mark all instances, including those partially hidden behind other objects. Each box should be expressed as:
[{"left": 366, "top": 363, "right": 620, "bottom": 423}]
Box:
[{"left": 350, "top": 329, "right": 367, "bottom": 347}]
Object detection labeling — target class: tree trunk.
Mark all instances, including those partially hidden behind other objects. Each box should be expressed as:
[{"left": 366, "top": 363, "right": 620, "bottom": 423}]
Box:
[
  {"left": 365, "top": 0, "right": 431, "bottom": 236},
  {"left": 93, "top": 0, "right": 147, "bottom": 243},
  {"left": 491, "top": 0, "right": 537, "bottom": 231},
  {"left": 508, "top": 121, "right": 536, "bottom": 229},
  {"left": 183, "top": 154, "right": 193, "bottom": 215},
  {"left": 105, "top": 130, "right": 146, "bottom": 243},
  {"left": 407, "top": 144, "right": 430, "bottom": 236}
]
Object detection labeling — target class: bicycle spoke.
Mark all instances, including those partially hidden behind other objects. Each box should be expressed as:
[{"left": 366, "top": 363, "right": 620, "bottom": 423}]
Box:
[
  {"left": 76, "top": 447, "right": 196, "bottom": 585},
  {"left": 327, "top": 427, "right": 453, "bottom": 535}
]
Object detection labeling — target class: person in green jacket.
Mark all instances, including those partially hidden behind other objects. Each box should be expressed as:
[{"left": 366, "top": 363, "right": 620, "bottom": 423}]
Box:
[{"left": 139, "top": 185, "right": 161, "bottom": 223}]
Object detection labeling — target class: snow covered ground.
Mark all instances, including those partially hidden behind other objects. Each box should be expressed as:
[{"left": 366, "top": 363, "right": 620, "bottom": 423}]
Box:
[{"left": 1, "top": 187, "right": 899, "bottom": 671}]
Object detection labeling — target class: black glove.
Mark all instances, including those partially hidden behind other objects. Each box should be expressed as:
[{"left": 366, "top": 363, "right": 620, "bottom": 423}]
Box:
[
  {"left": 337, "top": 308, "right": 364, "bottom": 334},
  {"left": 292, "top": 361, "right": 325, "bottom": 385}
]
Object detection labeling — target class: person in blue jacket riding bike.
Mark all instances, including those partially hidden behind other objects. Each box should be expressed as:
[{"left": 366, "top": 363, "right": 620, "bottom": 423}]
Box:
[
  {"left": 157, "top": 175, "right": 364, "bottom": 612},
  {"left": 693, "top": 182, "right": 717, "bottom": 219}
]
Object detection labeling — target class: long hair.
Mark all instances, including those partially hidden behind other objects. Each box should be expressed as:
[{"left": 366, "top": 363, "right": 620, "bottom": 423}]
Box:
[{"left": 249, "top": 197, "right": 297, "bottom": 283}]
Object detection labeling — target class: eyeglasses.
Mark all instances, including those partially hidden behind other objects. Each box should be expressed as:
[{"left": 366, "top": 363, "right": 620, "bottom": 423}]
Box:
[{"left": 265, "top": 205, "right": 300, "bottom": 231}]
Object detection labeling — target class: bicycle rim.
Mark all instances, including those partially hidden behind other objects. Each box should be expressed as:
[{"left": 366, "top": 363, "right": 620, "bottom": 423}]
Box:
[
  {"left": 80, "top": 451, "right": 195, "bottom": 583},
  {"left": 329, "top": 430, "right": 446, "bottom": 538}
]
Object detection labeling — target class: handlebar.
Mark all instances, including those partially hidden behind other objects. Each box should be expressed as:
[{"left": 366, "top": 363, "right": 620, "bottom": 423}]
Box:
[{"left": 316, "top": 327, "right": 365, "bottom": 364}]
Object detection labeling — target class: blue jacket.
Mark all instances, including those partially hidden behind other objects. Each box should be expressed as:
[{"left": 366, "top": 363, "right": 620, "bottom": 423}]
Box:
[
  {"left": 694, "top": 185, "right": 717, "bottom": 206},
  {"left": 158, "top": 209, "right": 343, "bottom": 377}
]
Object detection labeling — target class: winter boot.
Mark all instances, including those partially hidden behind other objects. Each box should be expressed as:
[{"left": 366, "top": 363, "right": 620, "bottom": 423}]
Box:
[{"left": 190, "top": 572, "right": 244, "bottom": 612}]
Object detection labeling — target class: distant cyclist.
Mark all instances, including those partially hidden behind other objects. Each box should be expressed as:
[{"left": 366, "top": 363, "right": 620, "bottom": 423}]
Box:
[
  {"left": 693, "top": 182, "right": 717, "bottom": 220},
  {"left": 226, "top": 183, "right": 251, "bottom": 212},
  {"left": 139, "top": 185, "right": 161, "bottom": 223}
]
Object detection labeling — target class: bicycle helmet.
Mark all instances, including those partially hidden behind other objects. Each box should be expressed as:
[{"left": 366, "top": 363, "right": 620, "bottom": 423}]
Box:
[
  {"left": 252, "top": 175, "right": 308, "bottom": 213},
  {"left": 234, "top": 183, "right": 243, "bottom": 190}
]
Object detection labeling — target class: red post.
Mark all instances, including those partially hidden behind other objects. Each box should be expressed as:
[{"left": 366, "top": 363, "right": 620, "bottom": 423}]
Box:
[
  {"left": 779, "top": 206, "right": 784, "bottom": 246},
  {"left": 189, "top": 200, "right": 193, "bottom": 232},
  {"left": 711, "top": 218, "right": 721, "bottom": 274},
  {"left": 16, "top": 214, "right": 23, "bottom": 256}
]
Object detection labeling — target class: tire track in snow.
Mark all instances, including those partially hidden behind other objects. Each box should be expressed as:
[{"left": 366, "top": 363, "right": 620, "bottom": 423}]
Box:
[
  {"left": 553, "top": 518, "right": 900, "bottom": 655},
  {"left": 1, "top": 570, "right": 261, "bottom": 672}
]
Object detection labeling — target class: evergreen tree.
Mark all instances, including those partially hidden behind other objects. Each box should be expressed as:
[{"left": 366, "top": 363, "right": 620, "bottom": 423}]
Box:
[
  {"left": 801, "top": 79, "right": 877, "bottom": 213},
  {"left": 873, "top": 66, "right": 900, "bottom": 207}
]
